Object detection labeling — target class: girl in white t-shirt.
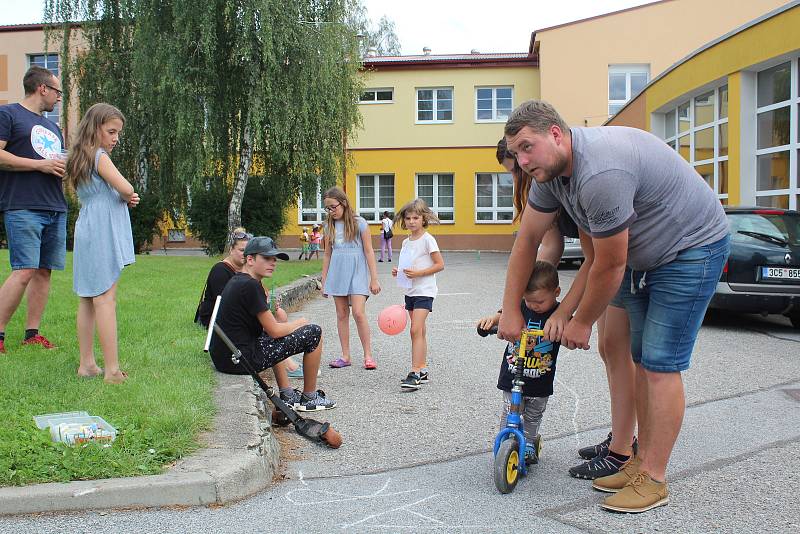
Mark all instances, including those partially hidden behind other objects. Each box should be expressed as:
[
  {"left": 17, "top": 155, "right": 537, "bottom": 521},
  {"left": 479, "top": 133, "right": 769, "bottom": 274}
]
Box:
[{"left": 391, "top": 198, "right": 445, "bottom": 391}]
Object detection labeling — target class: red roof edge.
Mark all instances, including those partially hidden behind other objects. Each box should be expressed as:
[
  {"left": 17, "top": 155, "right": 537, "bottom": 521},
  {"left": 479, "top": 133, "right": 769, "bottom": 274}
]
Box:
[{"left": 0, "top": 22, "right": 82, "bottom": 33}]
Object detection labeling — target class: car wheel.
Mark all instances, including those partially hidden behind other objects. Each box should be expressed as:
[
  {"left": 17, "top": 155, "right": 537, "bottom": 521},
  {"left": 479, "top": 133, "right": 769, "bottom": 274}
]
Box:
[{"left": 789, "top": 311, "right": 800, "bottom": 329}]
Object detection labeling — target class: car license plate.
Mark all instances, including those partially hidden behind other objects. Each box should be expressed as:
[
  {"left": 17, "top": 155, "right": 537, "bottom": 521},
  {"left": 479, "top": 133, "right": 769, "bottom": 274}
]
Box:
[{"left": 761, "top": 267, "right": 800, "bottom": 280}]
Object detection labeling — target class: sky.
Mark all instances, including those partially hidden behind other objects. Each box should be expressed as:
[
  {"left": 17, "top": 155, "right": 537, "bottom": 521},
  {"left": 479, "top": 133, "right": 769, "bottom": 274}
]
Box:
[{"left": 0, "top": 0, "right": 659, "bottom": 55}]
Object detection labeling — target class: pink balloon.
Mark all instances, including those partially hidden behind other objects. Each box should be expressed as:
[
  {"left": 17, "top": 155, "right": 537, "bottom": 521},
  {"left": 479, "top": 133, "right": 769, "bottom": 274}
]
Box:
[{"left": 378, "top": 304, "right": 408, "bottom": 335}]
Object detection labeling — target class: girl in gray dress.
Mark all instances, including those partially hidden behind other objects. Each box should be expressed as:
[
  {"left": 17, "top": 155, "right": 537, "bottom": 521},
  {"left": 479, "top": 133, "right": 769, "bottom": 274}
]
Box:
[
  {"left": 67, "top": 103, "right": 139, "bottom": 384},
  {"left": 321, "top": 187, "right": 381, "bottom": 370}
]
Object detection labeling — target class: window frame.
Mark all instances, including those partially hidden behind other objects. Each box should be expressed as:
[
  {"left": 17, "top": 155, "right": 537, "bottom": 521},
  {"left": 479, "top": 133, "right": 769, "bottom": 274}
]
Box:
[
  {"left": 474, "top": 86, "right": 514, "bottom": 123},
  {"left": 752, "top": 57, "right": 799, "bottom": 210},
  {"left": 474, "top": 172, "right": 514, "bottom": 224},
  {"left": 660, "top": 83, "right": 730, "bottom": 203},
  {"left": 297, "top": 179, "right": 327, "bottom": 224},
  {"left": 608, "top": 64, "right": 649, "bottom": 116},
  {"left": 27, "top": 53, "right": 60, "bottom": 123},
  {"left": 415, "top": 172, "right": 455, "bottom": 223},
  {"left": 415, "top": 87, "right": 454, "bottom": 124},
  {"left": 356, "top": 174, "right": 395, "bottom": 223},
  {"left": 359, "top": 87, "right": 394, "bottom": 104}
]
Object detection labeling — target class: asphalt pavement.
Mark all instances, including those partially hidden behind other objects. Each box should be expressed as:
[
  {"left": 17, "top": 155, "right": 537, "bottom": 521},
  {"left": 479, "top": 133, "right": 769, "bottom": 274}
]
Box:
[{"left": 2, "top": 252, "right": 799, "bottom": 533}]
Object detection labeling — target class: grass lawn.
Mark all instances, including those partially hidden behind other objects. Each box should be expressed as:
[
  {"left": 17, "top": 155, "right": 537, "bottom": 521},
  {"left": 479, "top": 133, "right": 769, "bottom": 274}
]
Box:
[{"left": 0, "top": 251, "right": 321, "bottom": 486}]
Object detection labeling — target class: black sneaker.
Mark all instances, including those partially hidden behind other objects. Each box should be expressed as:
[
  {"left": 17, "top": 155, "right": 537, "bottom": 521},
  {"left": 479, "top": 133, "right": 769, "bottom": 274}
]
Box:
[
  {"left": 401, "top": 372, "right": 421, "bottom": 390},
  {"left": 568, "top": 449, "right": 629, "bottom": 480},
  {"left": 419, "top": 370, "right": 429, "bottom": 383},
  {"left": 279, "top": 388, "right": 302, "bottom": 408},
  {"left": 578, "top": 432, "right": 612, "bottom": 460},
  {"left": 297, "top": 390, "right": 336, "bottom": 411}
]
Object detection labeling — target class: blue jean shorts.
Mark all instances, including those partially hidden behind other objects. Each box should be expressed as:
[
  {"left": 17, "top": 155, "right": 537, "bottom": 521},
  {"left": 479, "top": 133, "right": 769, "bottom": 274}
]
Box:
[
  {"left": 615, "top": 236, "right": 730, "bottom": 373},
  {"left": 4, "top": 209, "right": 67, "bottom": 270}
]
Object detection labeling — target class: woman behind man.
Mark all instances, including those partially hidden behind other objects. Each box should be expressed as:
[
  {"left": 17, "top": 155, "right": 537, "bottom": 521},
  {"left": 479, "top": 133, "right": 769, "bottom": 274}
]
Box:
[{"left": 69, "top": 103, "right": 139, "bottom": 384}]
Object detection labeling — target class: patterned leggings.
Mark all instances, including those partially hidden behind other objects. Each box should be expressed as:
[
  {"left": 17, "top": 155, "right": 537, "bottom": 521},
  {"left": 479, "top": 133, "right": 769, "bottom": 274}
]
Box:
[{"left": 250, "top": 324, "right": 322, "bottom": 371}]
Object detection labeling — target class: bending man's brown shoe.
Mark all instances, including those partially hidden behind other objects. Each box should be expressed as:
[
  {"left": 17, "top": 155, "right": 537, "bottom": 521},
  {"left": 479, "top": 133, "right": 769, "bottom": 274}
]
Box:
[{"left": 600, "top": 471, "right": 669, "bottom": 513}]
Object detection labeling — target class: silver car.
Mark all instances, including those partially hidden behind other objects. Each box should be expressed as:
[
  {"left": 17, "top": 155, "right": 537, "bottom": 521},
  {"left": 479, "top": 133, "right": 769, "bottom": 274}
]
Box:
[{"left": 561, "top": 236, "right": 584, "bottom": 265}]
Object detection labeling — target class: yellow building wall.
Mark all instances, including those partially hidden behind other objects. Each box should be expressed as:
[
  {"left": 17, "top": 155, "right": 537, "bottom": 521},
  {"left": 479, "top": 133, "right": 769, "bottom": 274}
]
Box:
[
  {"left": 644, "top": 8, "right": 800, "bottom": 112},
  {"left": 536, "top": 0, "right": 787, "bottom": 127},
  {"left": 351, "top": 66, "right": 539, "bottom": 149},
  {"left": 282, "top": 61, "right": 539, "bottom": 249}
]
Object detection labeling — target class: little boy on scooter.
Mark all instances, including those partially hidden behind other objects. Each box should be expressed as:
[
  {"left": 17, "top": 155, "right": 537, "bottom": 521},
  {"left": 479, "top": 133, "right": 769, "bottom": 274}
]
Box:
[{"left": 477, "top": 261, "right": 562, "bottom": 463}]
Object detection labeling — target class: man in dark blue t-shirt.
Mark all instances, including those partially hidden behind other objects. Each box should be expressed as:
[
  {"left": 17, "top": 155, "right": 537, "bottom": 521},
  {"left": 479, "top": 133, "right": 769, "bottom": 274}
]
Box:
[{"left": 0, "top": 66, "right": 67, "bottom": 353}]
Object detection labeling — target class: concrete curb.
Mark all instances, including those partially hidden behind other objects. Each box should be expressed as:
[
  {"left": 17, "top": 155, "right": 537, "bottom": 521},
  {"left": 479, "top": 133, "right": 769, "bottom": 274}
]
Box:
[{"left": 0, "top": 274, "right": 322, "bottom": 516}]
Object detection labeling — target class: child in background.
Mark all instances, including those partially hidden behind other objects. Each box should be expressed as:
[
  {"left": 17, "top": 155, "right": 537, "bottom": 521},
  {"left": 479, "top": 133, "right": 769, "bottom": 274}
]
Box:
[
  {"left": 308, "top": 225, "right": 322, "bottom": 260},
  {"left": 379, "top": 210, "right": 394, "bottom": 262},
  {"left": 391, "top": 198, "right": 444, "bottom": 390},
  {"left": 299, "top": 227, "right": 310, "bottom": 260},
  {"left": 476, "top": 261, "right": 562, "bottom": 463},
  {"left": 68, "top": 103, "right": 139, "bottom": 384},
  {"left": 321, "top": 187, "right": 381, "bottom": 370}
]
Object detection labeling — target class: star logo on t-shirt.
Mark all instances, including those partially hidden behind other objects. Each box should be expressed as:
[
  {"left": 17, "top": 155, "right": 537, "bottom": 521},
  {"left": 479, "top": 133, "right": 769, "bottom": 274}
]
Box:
[{"left": 41, "top": 135, "right": 56, "bottom": 151}]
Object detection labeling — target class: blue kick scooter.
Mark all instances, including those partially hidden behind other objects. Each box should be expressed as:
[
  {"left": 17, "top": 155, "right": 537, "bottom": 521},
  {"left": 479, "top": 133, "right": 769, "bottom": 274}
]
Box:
[{"left": 478, "top": 326, "right": 545, "bottom": 494}]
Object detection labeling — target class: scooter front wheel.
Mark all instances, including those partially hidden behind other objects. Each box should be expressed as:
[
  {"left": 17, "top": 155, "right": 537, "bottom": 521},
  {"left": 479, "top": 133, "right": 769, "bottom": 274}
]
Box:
[{"left": 494, "top": 437, "right": 520, "bottom": 494}]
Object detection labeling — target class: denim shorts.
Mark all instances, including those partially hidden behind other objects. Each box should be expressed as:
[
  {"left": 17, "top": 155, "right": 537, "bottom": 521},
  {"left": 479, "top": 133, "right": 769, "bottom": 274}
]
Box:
[
  {"left": 405, "top": 295, "right": 434, "bottom": 312},
  {"left": 4, "top": 209, "right": 67, "bottom": 270},
  {"left": 615, "top": 236, "right": 730, "bottom": 373}
]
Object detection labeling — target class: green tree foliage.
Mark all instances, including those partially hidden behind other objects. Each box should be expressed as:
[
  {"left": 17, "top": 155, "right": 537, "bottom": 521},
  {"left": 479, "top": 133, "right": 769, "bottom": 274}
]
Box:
[
  {"left": 44, "top": 0, "right": 363, "bottom": 251},
  {"left": 188, "top": 173, "right": 292, "bottom": 255}
]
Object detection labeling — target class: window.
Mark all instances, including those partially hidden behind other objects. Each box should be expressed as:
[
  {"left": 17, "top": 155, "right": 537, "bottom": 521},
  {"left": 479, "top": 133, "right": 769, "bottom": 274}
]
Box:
[
  {"left": 416, "top": 173, "right": 454, "bottom": 222},
  {"left": 297, "top": 180, "right": 326, "bottom": 223},
  {"left": 754, "top": 59, "right": 799, "bottom": 210},
  {"left": 167, "top": 229, "right": 186, "bottom": 243},
  {"left": 28, "top": 54, "right": 60, "bottom": 123},
  {"left": 359, "top": 88, "right": 393, "bottom": 104},
  {"left": 357, "top": 174, "right": 394, "bottom": 221},
  {"left": 661, "top": 84, "right": 729, "bottom": 202},
  {"left": 475, "top": 86, "right": 513, "bottom": 122},
  {"left": 475, "top": 173, "right": 513, "bottom": 223},
  {"left": 416, "top": 87, "right": 453, "bottom": 123},
  {"left": 608, "top": 64, "right": 649, "bottom": 116}
]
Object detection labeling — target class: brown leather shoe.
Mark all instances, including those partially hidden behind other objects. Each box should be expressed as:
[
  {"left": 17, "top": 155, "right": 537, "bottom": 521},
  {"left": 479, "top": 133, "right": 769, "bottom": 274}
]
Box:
[
  {"left": 600, "top": 471, "right": 669, "bottom": 513},
  {"left": 592, "top": 455, "right": 642, "bottom": 493}
]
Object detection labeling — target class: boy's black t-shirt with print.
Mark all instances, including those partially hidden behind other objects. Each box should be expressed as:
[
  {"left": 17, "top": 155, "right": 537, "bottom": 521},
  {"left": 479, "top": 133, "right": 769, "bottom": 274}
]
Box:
[
  {"left": 497, "top": 301, "right": 561, "bottom": 398},
  {"left": 209, "top": 272, "right": 269, "bottom": 374}
]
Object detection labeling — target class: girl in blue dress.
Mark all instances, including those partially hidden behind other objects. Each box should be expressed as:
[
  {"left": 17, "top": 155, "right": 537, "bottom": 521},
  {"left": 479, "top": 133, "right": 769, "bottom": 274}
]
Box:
[
  {"left": 321, "top": 187, "right": 381, "bottom": 369},
  {"left": 67, "top": 103, "right": 139, "bottom": 384}
]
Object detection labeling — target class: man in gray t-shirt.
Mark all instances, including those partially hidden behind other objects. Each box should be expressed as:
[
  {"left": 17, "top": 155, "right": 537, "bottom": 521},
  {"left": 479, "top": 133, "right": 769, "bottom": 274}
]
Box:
[{"left": 498, "top": 100, "right": 730, "bottom": 514}]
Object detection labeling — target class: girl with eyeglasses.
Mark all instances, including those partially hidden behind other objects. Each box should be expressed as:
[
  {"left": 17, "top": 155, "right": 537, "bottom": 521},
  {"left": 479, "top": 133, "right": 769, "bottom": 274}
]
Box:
[{"left": 321, "top": 187, "right": 381, "bottom": 370}]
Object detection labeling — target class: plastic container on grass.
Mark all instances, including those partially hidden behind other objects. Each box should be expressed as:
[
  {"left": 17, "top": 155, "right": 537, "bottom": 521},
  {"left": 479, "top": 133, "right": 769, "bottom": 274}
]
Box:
[
  {"left": 55, "top": 417, "right": 116, "bottom": 445},
  {"left": 33, "top": 411, "right": 117, "bottom": 445}
]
